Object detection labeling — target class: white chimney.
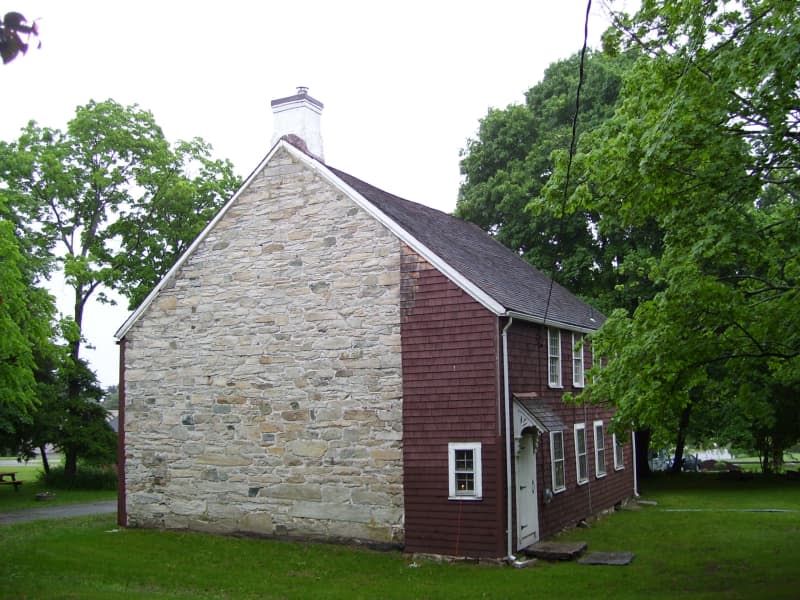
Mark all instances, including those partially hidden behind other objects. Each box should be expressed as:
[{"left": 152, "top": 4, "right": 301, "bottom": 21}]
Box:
[{"left": 270, "top": 87, "right": 324, "bottom": 160}]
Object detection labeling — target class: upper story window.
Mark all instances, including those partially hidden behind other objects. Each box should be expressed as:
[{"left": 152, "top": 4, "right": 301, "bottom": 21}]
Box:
[
  {"left": 548, "top": 328, "right": 561, "bottom": 388},
  {"left": 613, "top": 433, "right": 625, "bottom": 470},
  {"left": 572, "top": 333, "right": 584, "bottom": 388},
  {"left": 594, "top": 420, "right": 607, "bottom": 478},
  {"left": 550, "top": 431, "right": 566, "bottom": 492},
  {"left": 574, "top": 423, "right": 588, "bottom": 484},
  {"left": 448, "top": 442, "right": 482, "bottom": 500}
]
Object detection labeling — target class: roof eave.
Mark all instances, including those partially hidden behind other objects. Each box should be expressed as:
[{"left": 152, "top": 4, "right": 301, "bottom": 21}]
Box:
[{"left": 504, "top": 310, "right": 600, "bottom": 334}]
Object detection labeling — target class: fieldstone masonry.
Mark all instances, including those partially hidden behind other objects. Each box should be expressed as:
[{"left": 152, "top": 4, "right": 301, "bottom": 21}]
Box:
[{"left": 123, "top": 148, "right": 405, "bottom": 545}]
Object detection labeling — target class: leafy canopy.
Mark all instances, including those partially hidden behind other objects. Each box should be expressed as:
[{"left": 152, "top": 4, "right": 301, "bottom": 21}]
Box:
[{"left": 574, "top": 0, "right": 800, "bottom": 460}]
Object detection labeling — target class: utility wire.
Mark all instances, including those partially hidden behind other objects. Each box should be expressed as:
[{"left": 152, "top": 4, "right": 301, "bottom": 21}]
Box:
[{"left": 541, "top": 0, "right": 593, "bottom": 326}]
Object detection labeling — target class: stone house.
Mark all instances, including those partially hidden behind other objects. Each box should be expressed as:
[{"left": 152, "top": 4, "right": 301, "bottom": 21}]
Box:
[{"left": 115, "top": 89, "right": 635, "bottom": 560}]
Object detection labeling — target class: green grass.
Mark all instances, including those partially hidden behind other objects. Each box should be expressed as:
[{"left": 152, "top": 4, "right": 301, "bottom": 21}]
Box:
[
  {"left": 0, "top": 464, "right": 116, "bottom": 511},
  {"left": 1, "top": 473, "right": 798, "bottom": 599}
]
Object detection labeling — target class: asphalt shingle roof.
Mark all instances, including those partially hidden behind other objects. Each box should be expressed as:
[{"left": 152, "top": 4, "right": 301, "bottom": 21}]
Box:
[{"left": 327, "top": 165, "right": 604, "bottom": 331}]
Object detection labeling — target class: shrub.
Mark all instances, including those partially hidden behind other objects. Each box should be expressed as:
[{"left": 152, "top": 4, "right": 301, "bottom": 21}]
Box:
[{"left": 38, "top": 464, "right": 117, "bottom": 490}]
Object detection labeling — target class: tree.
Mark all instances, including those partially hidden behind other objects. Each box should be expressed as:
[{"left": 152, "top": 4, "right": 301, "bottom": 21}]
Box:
[
  {"left": 103, "top": 385, "right": 119, "bottom": 411},
  {"left": 0, "top": 320, "right": 116, "bottom": 476},
  {"left": 456, "top": 49, "right": 661, "bottom": 313},
  {"left": 0, "top": 99, "right": 241, "bottom": 363},
  {"left": 572, "top": 0, "right": 800, "bottom": 471},
  {"left": 0, "top": 99, "right": 241, "bottom": 477},
  {"left": 0, "top": 201, "right": 55, "bottom": 413}
]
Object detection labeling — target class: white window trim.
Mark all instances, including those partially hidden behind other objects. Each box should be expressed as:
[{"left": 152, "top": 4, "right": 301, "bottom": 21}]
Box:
[
  {"left": 448, "top": 442, "right": 483, "bottom": 500},
  {"left": 572, "top": 333, "right": 585, "bottom": 388},
  {"left": 574, "top": 423, "right": 588, "bottom": 485},
  {"left": 594, "top": 420, "right": 607, "bottom": 478},
  {"left": 550, "top": 431, "right": 566, "bottom": 493},
  {"left": 548, "top": 328, "right": 562, "bottom": 388},
  {"left": 613, "top": 433, "right": 625, "bottom": 471}
]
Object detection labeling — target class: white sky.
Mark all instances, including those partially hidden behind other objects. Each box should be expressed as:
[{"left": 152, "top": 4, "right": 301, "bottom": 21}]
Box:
[{"left": 2, "top": 1, "right": 628, "bottom": 387}]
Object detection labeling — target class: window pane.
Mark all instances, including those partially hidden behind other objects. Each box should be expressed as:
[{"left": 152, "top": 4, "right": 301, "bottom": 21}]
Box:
[
  {"left": 595, "top": 423, "right": 606, "bottom": 475},
  {"left": 575, "top": 426, "right": 588, "bottom": 483},
  {"left": 456, "top": 472, "right": 474, "bottom": 494},
  {"left": 455, "top": 449, "right": 473, "bottom": 471},
  {"left": 553, "top": 432, "right": 564, "bottom": 459},
  {"left": 572, "top": 334, "right": 584, "bottom": 387},
  {"left": 555, "top": 461, "right": 565, "bottom": 489}
]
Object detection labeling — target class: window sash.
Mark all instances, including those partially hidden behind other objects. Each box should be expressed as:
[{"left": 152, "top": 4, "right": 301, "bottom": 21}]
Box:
[
  {"left": 550, "top": 431, "right": 566, "bottom": 492},
  {"left": 594, "top": 421, "right": 606, "bottom": 477},
  {"left": 613, "top": 433, "right": 624, "bottom": 470},
  {"left": 572, "top": 334, "right": 584, "bottom": 388},
  {"left": 448, "top": 443, "right": 482, "bottom": 500},
  {"left": 574, "top": 424, "right": 588, "bottom": 484},
  {"left": 548, "top": 329, "right": 561, "bottom": 387}
]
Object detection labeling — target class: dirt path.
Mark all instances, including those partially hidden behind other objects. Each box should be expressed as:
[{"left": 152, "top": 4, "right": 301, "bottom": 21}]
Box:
[{"left": 0, "top": 500, "right": 117, "bottom": 525}]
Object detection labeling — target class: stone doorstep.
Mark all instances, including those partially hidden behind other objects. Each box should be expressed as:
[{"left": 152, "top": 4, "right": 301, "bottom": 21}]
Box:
[{"left": 522, "top": 541, "right": 588, "bottom": 561}]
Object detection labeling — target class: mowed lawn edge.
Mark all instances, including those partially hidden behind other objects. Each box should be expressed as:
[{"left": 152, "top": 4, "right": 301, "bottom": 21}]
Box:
[{"left": 2, "top": 474, "right": 799, "bottom": 599}]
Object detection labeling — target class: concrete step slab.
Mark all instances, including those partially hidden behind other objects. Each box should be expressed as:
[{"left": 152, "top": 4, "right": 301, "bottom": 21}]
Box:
[
  {"left": 578, "top": 551, "right": 635, "bottom": 566},
  {"left": 522, "top": 541, "right": 587, "bottom": 561}
]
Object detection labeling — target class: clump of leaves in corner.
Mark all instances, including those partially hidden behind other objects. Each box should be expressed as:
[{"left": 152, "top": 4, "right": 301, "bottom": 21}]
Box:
[{"left": 0, "top": 12, "right": 40, "bottom": 64}]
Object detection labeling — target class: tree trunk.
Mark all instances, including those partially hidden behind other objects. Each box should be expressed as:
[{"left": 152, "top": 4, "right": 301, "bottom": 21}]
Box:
[
  {"left": 635, "top": 429, "right": 652, "bottom": 478},
  {"left": 670, "top": 404, "right": 693, "bottom": 474},
  {"left": 39, "top": 444, "right": 50, "bottom": 474},
  {"left": 64, "top": 448, "right": 78, "bottom": 479}
]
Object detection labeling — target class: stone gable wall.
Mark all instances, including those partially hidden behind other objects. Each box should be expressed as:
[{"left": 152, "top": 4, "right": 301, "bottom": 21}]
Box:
[{"left": 123, "top": 148, "right": 404, "bottom": 545}]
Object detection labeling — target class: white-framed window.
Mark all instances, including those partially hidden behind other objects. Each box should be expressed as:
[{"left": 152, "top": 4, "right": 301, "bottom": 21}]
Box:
[
  {"left": 572, "top": 333, "right": 584, "bottom": 388},
  {"left": 574, "top": 423, "right": 588, "bottom": 484},
  {"left": 448, "top": 442, "right": 482, "bottom": 500},
  {"left": 613, "top": 433, "right": 625, "bottom": 470},
  {"left": 594, "top": 420, "right": 607, "bottom": 477},
  {"left": 550, "top": 431, "right": 566, "bottom": 492},
  {"left": 548, "top": 328, "right": 562, "bottom": 388}
]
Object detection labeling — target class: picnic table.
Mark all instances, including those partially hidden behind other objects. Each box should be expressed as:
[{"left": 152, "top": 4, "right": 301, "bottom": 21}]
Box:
[{"left": 0, "top": 471, "right": 23, "bottom": 491}]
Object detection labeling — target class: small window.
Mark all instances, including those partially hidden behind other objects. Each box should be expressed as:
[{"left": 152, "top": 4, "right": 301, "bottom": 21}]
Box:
[
  {"left": 548, "top": 328, "right": 562, "bottom": 388},
  {"left": 613, "top": 433, "right": 625, "bottom": 470},
  {"left": 572, "top": 333, "right": 584, "bottom": 388},
  {"left": 550, "top": 431, "right": 566, "bottom": 492},
  {"left": 448, "top": 443, "right": 482, "bottom": 500},
  {"left": 574, "top": 423, "right": 588, "bottom": 484},
  {"left": 594, "top": 420, "right": 607, "bottom": 477}
]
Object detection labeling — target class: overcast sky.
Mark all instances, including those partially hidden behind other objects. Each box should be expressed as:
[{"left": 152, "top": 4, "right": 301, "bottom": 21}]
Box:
[{"left": 3, "top": 1, "right": 631, "bottom": 387}]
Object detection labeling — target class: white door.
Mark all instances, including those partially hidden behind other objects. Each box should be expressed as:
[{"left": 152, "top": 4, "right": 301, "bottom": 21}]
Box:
[{"left": 515, "top": 431, "right": 539, "bottom": 549}]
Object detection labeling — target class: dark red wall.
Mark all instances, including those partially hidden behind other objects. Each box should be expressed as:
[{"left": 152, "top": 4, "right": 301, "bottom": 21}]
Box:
[
  {"left": 506, "top": 320, "right": 635, "bottom": 541},
  {"left": 400, "top": 245, "right": 505, "bottom": 558},
  {"left": 400, "top": 245, "right": 635, "bottom": 557}
]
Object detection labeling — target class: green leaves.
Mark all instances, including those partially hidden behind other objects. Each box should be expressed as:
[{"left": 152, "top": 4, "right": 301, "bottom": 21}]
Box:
[
  {"left": 0, "top": 214, "right": 55, "bottom": 411},
  {"left": 0, "top": 99, "right": 240, "bottom": 461},
  {"left": 457, "top": 50, "right": 641, "bottom": 312},
  {"left": 576, "top": 0, "right": 800, "bottom": 459}
]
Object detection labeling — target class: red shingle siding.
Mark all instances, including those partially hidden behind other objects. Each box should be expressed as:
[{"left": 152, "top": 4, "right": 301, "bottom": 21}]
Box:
[
  {"left": 401, "top": 245, "right": 505, "bottom": 558},
  {"left": 507, "top": 320, "right": 634, "bottom": 541}
]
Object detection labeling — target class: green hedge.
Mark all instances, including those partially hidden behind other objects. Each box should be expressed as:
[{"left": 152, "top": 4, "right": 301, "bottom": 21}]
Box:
[{"left": 38, "top": 465, "right": 117, "bottom": 490}]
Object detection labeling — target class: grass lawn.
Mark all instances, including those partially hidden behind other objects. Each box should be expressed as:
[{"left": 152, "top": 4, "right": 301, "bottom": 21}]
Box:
[
  {"left": 0, "top": 463, "right": 116, "bottom": 512},
  {"left": 1, "top": 473, "right": 798, "bottom": 599}
]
